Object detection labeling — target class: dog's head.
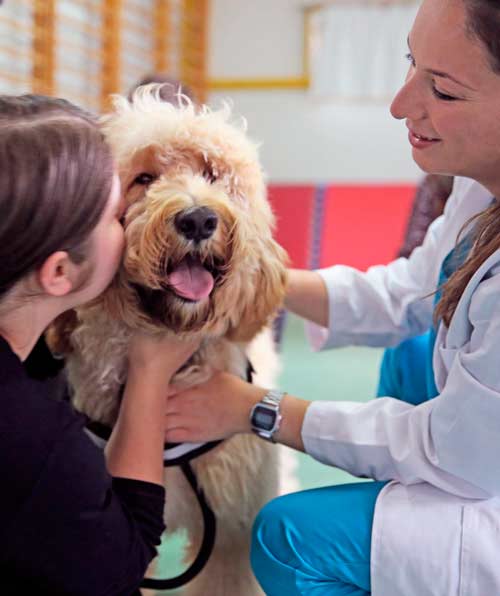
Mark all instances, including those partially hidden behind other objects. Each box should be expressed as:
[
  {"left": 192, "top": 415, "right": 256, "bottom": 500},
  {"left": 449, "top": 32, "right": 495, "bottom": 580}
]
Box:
[{"left": 100, "top": 86, "right": 288, "bottom": 341}]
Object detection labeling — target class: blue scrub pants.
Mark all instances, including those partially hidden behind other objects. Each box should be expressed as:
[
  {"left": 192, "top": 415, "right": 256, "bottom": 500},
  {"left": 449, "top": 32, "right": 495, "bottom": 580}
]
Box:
[
  {"left": 251, "top": 481, "right": 385, "bottom": 595},
  {"left": 251, "top": 333, "right": 434, "bottom": 595}
]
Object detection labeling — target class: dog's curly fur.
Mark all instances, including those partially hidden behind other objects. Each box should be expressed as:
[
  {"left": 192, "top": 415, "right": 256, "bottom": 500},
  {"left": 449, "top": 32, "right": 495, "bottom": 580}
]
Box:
[{"left": 54, "top": 86, "right": 289, "bottom": 595}]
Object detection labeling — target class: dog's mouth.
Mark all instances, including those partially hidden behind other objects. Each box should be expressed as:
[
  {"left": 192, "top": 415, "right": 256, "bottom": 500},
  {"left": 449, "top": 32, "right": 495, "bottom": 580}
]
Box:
[
  {"left": 129, "top": 252, "right": 228, "bottom": 327},
  {"left": 165, "top": 253, "right": 224, "bottom": 303}
]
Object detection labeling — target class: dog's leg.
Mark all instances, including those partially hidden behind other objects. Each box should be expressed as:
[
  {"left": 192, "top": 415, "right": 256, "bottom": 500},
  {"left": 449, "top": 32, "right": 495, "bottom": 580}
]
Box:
[
  {"left": 181, "top": 437, "right": 277, "bottom": 596},
  {"left": 182, "top": 531, "right": 264, "bottom": 596}
]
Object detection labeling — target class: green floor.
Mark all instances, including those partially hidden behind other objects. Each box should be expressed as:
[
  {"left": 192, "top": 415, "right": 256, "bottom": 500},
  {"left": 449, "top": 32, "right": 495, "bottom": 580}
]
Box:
[
  {"left": 151, "top": 314, "right": 384, "bottom": 592},
  {"left": 282, "top": 314, "right": 383, "bottom": 489}
]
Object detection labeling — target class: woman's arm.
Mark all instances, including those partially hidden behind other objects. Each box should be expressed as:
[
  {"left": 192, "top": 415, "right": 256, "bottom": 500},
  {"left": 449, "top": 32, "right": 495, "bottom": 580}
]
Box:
[
  {"left": 165, "top": 369, "right": 493, "bottom": 501},
  {"left": 165, "top": 371, "right": 311, "bottom": 452},
  {"left": 286, "top": 179, "right": 489, "bottom": 352},
  {"left": 284, "top": 269, "right": 329, "bottom": 327}
]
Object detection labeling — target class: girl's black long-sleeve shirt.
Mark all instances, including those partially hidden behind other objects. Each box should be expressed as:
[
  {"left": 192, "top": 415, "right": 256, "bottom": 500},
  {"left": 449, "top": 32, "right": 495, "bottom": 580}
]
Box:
[{"left": 0, "top": 336, "right": 165, "bottom": 595}]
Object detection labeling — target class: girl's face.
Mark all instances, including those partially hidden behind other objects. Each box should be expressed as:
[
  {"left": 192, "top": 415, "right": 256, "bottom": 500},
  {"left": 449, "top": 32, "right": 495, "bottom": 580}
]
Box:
[
  {"left": 390, "top": 0, "right": 500, "bottom": 191},
  {"left": 74, "top": 174, "right": 125, "bottom": 305}
]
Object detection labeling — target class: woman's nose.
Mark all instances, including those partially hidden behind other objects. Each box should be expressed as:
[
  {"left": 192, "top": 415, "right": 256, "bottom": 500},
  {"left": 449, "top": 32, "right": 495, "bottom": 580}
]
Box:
[{"left": 390, "top": 68, "right": 426, "bottom": 122}]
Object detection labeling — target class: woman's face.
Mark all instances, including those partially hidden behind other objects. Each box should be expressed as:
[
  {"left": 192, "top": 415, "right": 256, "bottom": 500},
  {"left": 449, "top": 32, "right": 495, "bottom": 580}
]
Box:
[
  {"left": 74, "top": 174, "right": 125, "bottom": 305},
  {"left": 390, "top": 0, "right": 500, "bottom": 190}
]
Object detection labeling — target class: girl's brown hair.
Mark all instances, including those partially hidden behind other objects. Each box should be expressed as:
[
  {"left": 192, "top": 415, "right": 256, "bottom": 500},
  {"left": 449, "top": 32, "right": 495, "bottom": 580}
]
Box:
[
  {"left": 0, "top": 95, "right": 114, "bottom": 299},
  {"left": 434, "top": 0, "right": 500, "bottom": 327}
]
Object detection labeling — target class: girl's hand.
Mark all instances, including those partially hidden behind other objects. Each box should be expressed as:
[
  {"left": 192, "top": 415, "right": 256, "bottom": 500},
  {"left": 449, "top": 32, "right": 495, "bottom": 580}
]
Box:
[
  {"left": 165, "top": 372, "right": 267, "bottom": 443},
  {"left": 128, "top": 332, "right": 200, "bottom": 380}
]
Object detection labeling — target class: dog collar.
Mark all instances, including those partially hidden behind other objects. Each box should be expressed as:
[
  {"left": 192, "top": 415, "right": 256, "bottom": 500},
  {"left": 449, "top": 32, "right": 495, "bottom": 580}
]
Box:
[
  {"left": 84, "top": 420, "right": 223, "bottom": 466},
  {"left": 85, "top": 360, "right": 255, "bottom": 464}
]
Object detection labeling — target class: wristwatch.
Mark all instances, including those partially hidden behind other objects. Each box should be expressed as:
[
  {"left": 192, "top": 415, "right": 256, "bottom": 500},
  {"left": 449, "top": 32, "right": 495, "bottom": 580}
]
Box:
[{"left": 250, "top": 389, "right": 285, "bottom": 442}]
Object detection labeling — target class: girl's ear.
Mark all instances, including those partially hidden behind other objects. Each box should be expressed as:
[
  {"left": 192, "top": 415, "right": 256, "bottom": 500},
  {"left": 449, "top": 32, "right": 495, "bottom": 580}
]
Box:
[{"left": 37, "top": 251, "right": 77, "bottom": 297}]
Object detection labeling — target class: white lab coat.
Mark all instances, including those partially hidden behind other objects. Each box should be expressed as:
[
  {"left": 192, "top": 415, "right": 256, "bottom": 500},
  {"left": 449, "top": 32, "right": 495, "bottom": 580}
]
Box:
[{"left": 301, "top": 177, "right": 500, "bottom": 595}]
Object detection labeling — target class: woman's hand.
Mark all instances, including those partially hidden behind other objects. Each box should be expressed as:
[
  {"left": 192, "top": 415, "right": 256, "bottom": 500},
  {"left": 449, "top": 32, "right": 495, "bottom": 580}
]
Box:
[
  {"left": 128, "top": 332, "right": 201, "bottom": 382},
  {"left": 165, "top": 372, "right": 267, "bottom": 443}
]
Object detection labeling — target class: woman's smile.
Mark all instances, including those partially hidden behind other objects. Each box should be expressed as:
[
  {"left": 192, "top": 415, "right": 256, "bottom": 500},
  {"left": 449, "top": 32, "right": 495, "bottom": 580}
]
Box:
[{"left": 407, "top": 126, "right": 442, "bottom": 149}]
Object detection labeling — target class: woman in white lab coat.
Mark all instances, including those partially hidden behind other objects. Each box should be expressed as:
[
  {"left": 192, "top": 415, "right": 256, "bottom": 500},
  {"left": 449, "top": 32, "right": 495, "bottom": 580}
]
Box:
[{"left": 164, "top": 0, "right": 500, "bottom": 594}]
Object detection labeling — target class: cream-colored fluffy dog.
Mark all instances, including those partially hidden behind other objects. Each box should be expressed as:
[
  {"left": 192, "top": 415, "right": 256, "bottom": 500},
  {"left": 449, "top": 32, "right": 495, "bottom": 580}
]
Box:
[{"left": 55, "top": 86, "right": 288, "bottom": 596}]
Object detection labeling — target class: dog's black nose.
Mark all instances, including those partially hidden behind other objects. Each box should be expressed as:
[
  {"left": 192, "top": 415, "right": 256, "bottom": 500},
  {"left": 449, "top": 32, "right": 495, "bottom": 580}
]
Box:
[{"left": 174, "top": 207, "right": 218, "bottom": 242}]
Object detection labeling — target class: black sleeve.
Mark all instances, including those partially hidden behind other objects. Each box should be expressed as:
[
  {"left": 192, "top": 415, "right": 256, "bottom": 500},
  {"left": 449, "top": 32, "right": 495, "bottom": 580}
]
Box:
[
  {"left": 1, "top": 408, "right": 166, "bottom": 596},
  {"left": 23, "top": 335, "right": 65, "bottom": 381}
]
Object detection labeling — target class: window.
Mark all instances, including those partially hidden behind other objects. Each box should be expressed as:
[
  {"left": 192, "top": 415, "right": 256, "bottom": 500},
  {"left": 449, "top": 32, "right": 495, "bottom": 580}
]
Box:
[{"left": 308, "top": 0, "right": 419, "bottom": 102}]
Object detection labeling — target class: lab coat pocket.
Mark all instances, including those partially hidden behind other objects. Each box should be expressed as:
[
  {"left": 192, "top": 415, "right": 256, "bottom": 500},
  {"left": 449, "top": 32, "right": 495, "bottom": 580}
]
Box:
[
  {"left": 435, "top": 344, "right": 460, "bottom": 390},
  {"left": 438, "top": 344, "right": 458, "bottom": 365},
  {"left": 459, "top": 499, "right": 500, "bottom": 596}
]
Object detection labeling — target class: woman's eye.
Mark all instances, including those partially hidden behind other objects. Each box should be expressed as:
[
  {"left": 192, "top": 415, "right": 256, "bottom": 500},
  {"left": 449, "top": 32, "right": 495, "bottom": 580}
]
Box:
[
  {"left": 405, "top": 52, "right": 416, "bottom": 68},
  {"left": 133, "top": 172, "right": 156, "bottom": 186},
  {"left": 432, "top": 86, "right": 457, "bottom": 101}
]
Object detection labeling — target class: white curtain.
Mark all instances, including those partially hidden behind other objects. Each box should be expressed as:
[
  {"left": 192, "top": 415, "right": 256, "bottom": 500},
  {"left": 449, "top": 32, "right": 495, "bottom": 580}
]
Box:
[{"left": 309, "top": 1, "right": 419, "bottom": 102}]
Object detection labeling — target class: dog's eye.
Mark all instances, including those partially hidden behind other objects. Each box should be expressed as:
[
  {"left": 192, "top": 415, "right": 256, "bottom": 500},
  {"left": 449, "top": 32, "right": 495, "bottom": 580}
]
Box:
[
  {"left": 133, "top": 172, "right": 156, "bottom": 186},
  {"left": 202, "top": 166, "right": 217, "bottom": 185}
]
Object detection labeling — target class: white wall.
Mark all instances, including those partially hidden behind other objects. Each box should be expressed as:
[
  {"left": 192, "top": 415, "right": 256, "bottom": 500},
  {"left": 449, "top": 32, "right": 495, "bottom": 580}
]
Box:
[{"left": 208, "top": 0, "right": 422, "bottom": 184}]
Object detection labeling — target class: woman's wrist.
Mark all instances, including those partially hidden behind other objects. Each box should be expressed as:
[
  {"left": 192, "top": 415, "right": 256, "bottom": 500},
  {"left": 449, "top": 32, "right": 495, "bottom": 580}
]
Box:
[
  {"left": 273, "top": 394, "right": 310, "bottom": 451},
  {"left": 236, "top": 383, "right": 267, "bottom": 435},
  {"left": 235, "top": 383, "right": 310, "bottom": 452}
]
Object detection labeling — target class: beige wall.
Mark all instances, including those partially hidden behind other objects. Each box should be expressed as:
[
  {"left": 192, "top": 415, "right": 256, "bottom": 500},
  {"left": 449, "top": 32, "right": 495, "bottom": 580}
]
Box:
[{"left": 207, "top": 0, "right": 422, "bottom": 184}]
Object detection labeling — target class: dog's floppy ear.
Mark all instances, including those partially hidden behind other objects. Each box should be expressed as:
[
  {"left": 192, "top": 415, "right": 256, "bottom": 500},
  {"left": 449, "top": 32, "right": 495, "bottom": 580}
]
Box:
[{"left": 227, "top": 239, "right": 288, "bottom": 342}]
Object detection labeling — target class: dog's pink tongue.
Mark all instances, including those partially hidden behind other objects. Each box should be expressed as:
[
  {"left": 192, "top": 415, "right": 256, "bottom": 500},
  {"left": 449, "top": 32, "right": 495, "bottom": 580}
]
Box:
[{"left": 169, "top": 258, "right": 214, "bottom": 301}]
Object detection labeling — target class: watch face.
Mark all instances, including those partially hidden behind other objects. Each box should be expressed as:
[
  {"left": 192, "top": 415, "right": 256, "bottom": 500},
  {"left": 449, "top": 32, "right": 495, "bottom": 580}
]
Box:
[{"left": 252, "top": 405, "right": 276, "bottom": 431}]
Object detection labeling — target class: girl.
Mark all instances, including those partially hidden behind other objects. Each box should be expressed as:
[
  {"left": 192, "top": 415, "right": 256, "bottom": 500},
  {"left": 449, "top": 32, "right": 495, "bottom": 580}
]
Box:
[
  {"left": 163, "top": 0, "right": 500, "bottom": 594},
  {"left": 0, "top": 95, "right": 198, "bottom": 595}
]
